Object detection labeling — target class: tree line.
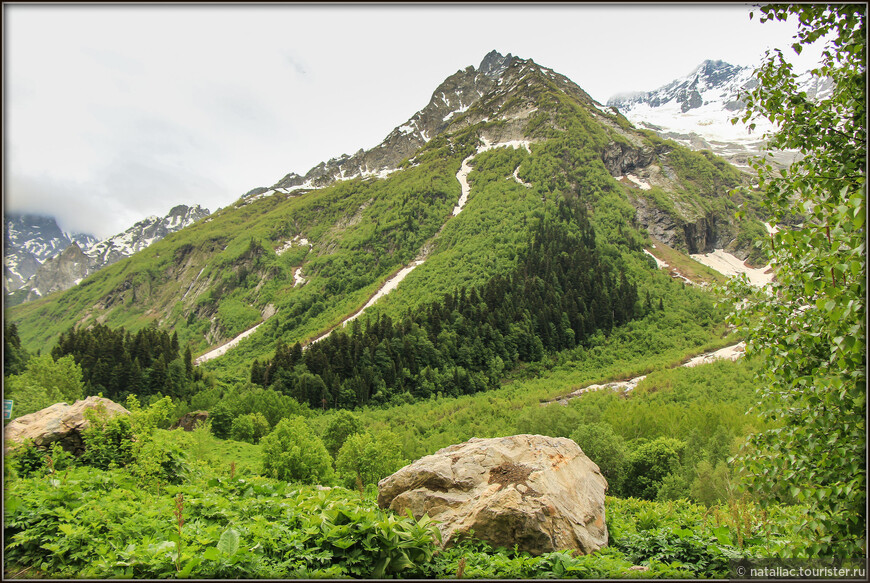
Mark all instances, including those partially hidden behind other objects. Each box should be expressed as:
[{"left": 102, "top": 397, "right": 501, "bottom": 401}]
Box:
[{"left": 51, "top": 324, "right": 202, "bottom": 402}]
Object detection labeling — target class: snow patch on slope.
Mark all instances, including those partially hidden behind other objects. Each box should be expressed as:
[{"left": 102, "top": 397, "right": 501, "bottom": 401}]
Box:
[
  {"left": 620, "top": 174, "right": 652, "bottom": 190},
  {"left": 275, "top": 235, "right": 311, "bottom": 256},
  {"left": 690, "top": 249, "right": 774, "bottom": 287}
]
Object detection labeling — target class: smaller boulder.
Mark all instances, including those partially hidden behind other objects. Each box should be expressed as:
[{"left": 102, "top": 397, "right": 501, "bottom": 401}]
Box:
[
  {"left": 4, "top": 396, "right": 130, "bottom": 455},
  {"left": 171, "top": 410, "right": 209, "bottom": 431}
]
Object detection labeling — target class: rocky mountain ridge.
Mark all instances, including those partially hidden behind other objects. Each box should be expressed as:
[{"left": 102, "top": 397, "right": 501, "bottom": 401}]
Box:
[
  {"left": 240, "top": 52, "right": 752, "bottom": 263},
  {"left": 246, "top": 50, "right": 575, "bottom": 198},
  {"left": 86, "top": 204, "right": 210, "bottom": 269},
  {"left": 6, "top": 204, "right": 209, "bottom": 305}
]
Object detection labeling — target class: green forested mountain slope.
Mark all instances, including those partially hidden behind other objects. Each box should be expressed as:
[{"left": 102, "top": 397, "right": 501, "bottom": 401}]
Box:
[{"left": 8, "top": 52, "right": 765, "bottom": 384}]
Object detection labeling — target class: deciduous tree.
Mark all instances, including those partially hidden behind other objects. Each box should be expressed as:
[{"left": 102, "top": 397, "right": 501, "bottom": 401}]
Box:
[{"left": 729, "top": 4, "right": 866, "bottom": 557}]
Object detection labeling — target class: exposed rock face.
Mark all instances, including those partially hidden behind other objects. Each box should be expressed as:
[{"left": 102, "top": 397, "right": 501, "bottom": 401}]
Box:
[
  {"left": 377, "top": 434, "right": 608, "bottom": 556},
  {"left": 19, "top": 242, "right": 91, "bottom": 301},
  {"left": 171, "top": 410, "right": 209, "bottom": 431},
  {"left": 4, "top": 213, "right": 96, "bottom": 292},
  {"left": 630, "top": 195, "right": 683, "bottom": 248},
  {"left": 630, "top": 195, "right": 734, "bottom": 255},
  {"left": 601, "top": 142, "right": 655, "bottom": 177},
  {"left": 4, "top": 396, "right": 130, "bottom": 455}
]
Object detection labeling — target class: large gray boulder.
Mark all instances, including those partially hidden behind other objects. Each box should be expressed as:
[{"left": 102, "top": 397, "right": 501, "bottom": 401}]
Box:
[
  {"left": 377, "top": 434, "right": 608, "bottom": 555},
  {"left": 4, "top": 396, "right": 130, "bottom": 455}
]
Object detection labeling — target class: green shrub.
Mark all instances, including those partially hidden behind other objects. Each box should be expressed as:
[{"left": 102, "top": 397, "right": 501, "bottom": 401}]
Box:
[
  {"left": 3, "top": 355, "right": 84, "bottom": 418},
  {"left": 230, "top": 412, "right": 270, "bottom": 444},
  {"left": 623, "top": 437, "right": 687, "bottom": 500},
  {"left": 208, "top": 385, "right": 305, "bottom": 439},
  {"left": 690, "top": 460, "right": 732, "bottom": 507},
  {"left": 569, "top": 422, "right": 628, "bottom": 494},
  {"left": 616, "top": 526, "right": 736, "bottom": 576},
  {"left": 260, "top": 416, "right": 334, "bottom": 485},
  {"left": 322, "top": 410, "right": 364, "bottom": 457},
  {"left": 80, "top": 411, "right": 135, "bottom": 470},
  {"left": 6, "top": 440, "right": 76, "bottom": 479},
  {"left": 335, "top": 431, "right": 406, "bottom": 491}
]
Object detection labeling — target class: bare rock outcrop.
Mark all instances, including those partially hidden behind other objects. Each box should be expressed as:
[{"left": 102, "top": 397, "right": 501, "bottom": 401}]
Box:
[
  {"left": 4, "top": 396, "right": 130, "bottom": 455},
  {"left": 377, "top": 434, "right": 608, "bottom": 556},
  {"left": 171, "top": 410, "right": 209, "bottom": 431},
  {"left": 601, "top": 142, "right": 655, "bottom": 177}
]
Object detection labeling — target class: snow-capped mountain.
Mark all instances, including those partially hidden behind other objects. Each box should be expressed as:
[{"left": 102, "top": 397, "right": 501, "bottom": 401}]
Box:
[
  {"left": 607, "top": 59, "right": 832, "bottom": 168},
  {"left": 6, "top": 204, "right": 210, "bottom": 304},
  {"left": 4, "top": 214, "right": 97, "bottom": 291}
]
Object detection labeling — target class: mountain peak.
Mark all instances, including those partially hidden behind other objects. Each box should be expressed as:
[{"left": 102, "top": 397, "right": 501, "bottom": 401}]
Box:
[
  {"left": 690, "top": 60, "right": 747, "bottom": 87},
  {"left": 607, "top": 59, "right": 753, "bottom": 115},
  {"left": 478, "top": 50, "right": 513, "bottom": 79},
  {"left": 168, "top": 204, "right": 192, "bottom": 217},
  {"left": 605, "top": 58, "right": 822, "bottom": 168},
  {"left": 268, "top": 51, "right": 529, "bottom": 193},
  {"left": 4, "top": 213, "right": 97, "bottom": 291},
  {"left": 264, "top": 50, "right": 607, "bottom": 197}
]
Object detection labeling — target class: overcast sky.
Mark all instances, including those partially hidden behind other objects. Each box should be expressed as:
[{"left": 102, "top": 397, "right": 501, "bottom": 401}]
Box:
[{"left": 4, "top": 3, "right": 822, "bottom": 239}]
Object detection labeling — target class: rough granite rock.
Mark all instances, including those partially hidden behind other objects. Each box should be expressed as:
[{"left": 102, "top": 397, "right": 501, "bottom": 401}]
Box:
[
  {"left": 21, "top": 242, "right": 92, "bottom": 301},
  {"left": 377, "top": 434, "right": 608, "bottom": 556},
  {"left": 4, "top": 396, "right": 130, "bottom": 455}
]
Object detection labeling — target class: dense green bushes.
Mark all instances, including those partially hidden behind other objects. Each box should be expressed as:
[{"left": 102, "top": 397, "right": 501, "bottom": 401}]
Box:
[
  {"left": 335, "top": 430, "right": 407, "bottom": 492},
  {"left": 1, "top": 326, "right": 827, "bottom": 579},
  {"left": 3, "top": 470, "right": 440, "bottom": 579},
  {"left": 3, "top": 354, "right": 84, "bottom": 418},
  {"left": 569, "top": 422, "right": 629, "bottom": 492},
  {"left": 8, "top": 396, "right": 187, "bottom": 487},
  {"left": 621, "top": 437, "right": 687, "bottom": 501},
  {"left": 207, "top": 384, "right": 308, "bottom": 440},
  {"left": 3, "top": 463, "right": 822, "bottom": 579}
]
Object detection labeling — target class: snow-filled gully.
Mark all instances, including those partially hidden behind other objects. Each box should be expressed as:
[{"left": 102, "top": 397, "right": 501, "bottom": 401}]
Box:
[
  {"left": 307, "top": 139, "right": 532, "bottom": 347},
  {"left": 197, "top": 138, "right": 531, "bottom": 362},
  {"left": 542, "top": 342, "right": 747, "bottom": 406},
  {"left": 195, "top": 318, "right": 271, "bottom": 365}
]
